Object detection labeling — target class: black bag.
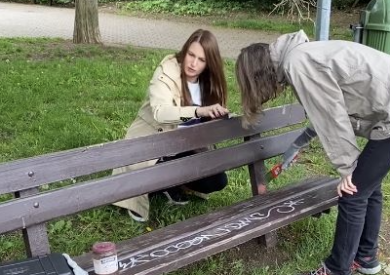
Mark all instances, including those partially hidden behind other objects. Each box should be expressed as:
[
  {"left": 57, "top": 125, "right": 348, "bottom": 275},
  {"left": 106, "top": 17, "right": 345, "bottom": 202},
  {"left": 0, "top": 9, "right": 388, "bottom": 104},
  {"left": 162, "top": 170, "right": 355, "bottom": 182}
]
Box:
[{"left": 0, "top": 253, "right": 74, "bottom": 275}]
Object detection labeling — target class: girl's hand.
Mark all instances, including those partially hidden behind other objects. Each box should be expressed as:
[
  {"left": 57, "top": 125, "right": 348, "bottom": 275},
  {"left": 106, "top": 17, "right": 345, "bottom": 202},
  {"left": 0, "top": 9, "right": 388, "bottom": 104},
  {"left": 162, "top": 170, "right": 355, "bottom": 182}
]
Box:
[
  {"left": 196, "top": 104, "right": 229, "bottom": 119},
  {"left": 337, "top": 175, "right": 357, "bottom": 197}
]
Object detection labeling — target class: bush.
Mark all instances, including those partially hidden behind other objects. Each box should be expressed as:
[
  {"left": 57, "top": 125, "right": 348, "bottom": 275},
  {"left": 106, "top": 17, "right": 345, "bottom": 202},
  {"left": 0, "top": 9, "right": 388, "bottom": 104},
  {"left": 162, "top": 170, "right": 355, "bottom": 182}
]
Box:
[
  {"left": 332, "top": 0, "right": 357, "bottom": 9},
  {"left": 32, "top": 0, "right": 73, "bottom": 4},
  {"left": 120, "top": 0, "right": 259, "bottom": 16},
  {"left": 328, "top": 0, "right": 372, "bottom": 10},
  {"left": 19, "top": 0, "right": 374, "bottom": 12},
  {"left": 248, "top": 0, "right": 280, "bottom": 11}
]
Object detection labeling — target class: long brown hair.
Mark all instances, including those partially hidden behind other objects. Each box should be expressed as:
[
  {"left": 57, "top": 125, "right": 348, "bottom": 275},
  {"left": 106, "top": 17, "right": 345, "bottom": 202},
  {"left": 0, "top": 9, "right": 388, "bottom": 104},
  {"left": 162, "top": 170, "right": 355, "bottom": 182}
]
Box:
[
  {"left": 236, "top": 43, "right": 279, "bottom": 128},
  {"left": 176, "top": 29, "right": 227, "bottom": 107}
]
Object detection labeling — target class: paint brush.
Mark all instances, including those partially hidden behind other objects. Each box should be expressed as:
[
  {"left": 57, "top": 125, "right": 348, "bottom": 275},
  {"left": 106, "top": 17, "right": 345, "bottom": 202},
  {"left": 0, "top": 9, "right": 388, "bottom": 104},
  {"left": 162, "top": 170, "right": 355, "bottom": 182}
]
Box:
[{"left": 265, "top": 153, "right": 299, "bottom": 183}]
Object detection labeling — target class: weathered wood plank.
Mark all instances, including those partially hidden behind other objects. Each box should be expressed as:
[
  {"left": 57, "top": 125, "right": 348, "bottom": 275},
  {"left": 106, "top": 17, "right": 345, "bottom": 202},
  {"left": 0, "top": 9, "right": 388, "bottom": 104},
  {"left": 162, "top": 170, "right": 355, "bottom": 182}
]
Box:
[
  {"left": 118, "top": 177, "right": 335, "bottom": 259},
  {"left": 0, "top": 130, "right": 304, "bottom": 234},
  {"left": 75, "top": 177, "right": 334, "bottom": 268},
  {"left": 0, "top": 104, "right": 305, "bottom": 194},
  {"left": 75, "top": 177, "right": 338, "bottom": 275}
]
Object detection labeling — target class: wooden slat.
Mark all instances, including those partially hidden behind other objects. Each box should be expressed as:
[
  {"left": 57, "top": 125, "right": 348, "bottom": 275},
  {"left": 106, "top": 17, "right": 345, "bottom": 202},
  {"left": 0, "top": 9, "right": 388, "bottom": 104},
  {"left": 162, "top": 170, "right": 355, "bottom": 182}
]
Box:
[
  {"left": 0, "top": 129, "right": 303, "bottom": 234},
  {"left": 74, "top": 177, "right": 339, "bottom": 275},
  {"left": 74, "top": 177, "right": 335, "bottom": 268},
  {"left": 0, "top": 104, "right": 305, "bottom": 194}
]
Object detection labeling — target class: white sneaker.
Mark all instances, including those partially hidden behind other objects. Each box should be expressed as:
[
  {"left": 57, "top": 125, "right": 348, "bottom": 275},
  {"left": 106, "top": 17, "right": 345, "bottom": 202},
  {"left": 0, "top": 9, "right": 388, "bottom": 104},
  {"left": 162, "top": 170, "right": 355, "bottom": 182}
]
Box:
[
  {"left": 128, "top": 210, "right": 146, "bottom": 222},
  {"left": 162, "top": 190, "right": 189, "bottom": 205},
  {"left": 182, "top": 187, "right": 209, "bottom": 200},
  {"left": 352, "top": 258, "right": 382, "bottom": 275}
]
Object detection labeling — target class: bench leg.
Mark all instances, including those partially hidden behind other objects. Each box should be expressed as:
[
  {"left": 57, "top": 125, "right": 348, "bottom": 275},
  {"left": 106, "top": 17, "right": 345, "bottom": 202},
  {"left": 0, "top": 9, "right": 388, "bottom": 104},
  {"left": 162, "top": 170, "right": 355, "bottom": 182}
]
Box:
[
  {"left": 260, "top": 230, "right": 278, "bottom": 247},
  {"left": 248, "top": 160, "right": 278, "bottom": 248},
  {"left": 22, "top": 224, "right": 51, "bottom": 257},
  {"left": 245, "top": 135, "right": 278, "bottom": 248},
  {"left": 312, "top": 208, "right": 332, "bottom": 218},
  {"left": 16, "top": 188, "right": 51, "bottom": 257}
]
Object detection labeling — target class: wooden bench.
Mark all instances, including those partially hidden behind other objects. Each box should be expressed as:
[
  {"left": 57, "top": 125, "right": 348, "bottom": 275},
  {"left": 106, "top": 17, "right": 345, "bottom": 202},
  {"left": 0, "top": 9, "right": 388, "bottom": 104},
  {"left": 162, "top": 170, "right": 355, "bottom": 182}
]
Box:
[{"left": 0, "top": 104, "right": 338, "bottom": 274}]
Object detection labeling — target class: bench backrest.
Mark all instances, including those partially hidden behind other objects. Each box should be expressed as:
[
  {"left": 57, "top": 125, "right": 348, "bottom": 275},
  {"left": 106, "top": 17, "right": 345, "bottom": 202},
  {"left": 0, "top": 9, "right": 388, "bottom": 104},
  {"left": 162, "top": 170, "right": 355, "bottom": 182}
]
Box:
[{"left": 0, "top": 104, "right": 306, "bottom": 258}]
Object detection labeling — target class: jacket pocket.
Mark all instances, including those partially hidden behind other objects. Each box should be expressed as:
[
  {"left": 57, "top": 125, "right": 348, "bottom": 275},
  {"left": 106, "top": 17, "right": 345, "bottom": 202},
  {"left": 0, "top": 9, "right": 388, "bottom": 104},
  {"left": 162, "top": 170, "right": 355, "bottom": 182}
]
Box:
[
  {"left": 370, "top": 121, "right": 390, "bottom": 140},
  {"left": 349, "top": 116, "right": 372, "bottom": 139}
]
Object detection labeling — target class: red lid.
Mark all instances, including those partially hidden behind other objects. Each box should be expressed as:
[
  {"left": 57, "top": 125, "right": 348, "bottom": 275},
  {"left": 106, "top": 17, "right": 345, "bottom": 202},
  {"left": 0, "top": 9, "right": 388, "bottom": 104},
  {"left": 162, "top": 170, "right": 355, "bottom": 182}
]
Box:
[{"left": 92, "top": 242, "right": 116, "bottom": 254}]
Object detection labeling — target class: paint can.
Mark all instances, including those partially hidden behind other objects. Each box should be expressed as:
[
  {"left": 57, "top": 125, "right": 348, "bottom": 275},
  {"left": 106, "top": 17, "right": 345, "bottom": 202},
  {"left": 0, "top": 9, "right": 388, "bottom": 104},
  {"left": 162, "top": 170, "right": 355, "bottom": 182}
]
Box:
[{"left": 92, "top": 242, "right": 118, "bottom": 275}]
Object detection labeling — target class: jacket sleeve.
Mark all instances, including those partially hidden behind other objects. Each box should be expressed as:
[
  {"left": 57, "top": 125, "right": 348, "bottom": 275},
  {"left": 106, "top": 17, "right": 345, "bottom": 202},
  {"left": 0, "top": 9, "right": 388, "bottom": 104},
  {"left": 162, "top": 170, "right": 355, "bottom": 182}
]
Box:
[
  {"left": 148, "top": 66, "right": 197, "bottom": 124},
  {"left": 285, "top": 66, "right": 360, "bottom": 177}
]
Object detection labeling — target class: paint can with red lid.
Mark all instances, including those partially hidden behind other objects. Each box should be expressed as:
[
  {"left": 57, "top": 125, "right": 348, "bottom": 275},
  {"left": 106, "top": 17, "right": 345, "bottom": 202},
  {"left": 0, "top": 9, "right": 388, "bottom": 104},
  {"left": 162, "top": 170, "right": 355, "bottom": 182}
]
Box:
[{"left": 92, "top": 242, "right": 118, "bottom": 275}]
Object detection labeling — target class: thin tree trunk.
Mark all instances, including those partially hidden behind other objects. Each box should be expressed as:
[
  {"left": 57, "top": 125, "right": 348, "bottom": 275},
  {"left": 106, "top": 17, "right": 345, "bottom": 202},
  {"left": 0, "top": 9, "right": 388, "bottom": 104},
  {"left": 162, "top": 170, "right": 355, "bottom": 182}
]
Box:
[
  {"left": 73, "top": 0, "right": 101, "bottom": 44},
  {"left": 352, "top": 0, "right": 360, "bottom": 8}
]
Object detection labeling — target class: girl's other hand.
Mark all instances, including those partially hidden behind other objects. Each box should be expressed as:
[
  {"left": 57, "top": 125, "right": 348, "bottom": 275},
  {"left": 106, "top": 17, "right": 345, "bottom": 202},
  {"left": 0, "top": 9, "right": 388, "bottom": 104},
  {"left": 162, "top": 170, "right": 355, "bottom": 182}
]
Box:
[{"left": 337, "top": 175, "right": 357, "bottom": 197}]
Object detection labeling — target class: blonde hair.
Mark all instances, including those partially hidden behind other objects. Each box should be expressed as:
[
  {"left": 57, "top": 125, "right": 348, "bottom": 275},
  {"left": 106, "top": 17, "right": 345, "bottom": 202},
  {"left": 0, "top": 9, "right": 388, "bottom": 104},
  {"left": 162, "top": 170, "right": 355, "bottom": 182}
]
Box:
[{"left": 236, "top": 43, "right": 279, "bottom": 128}]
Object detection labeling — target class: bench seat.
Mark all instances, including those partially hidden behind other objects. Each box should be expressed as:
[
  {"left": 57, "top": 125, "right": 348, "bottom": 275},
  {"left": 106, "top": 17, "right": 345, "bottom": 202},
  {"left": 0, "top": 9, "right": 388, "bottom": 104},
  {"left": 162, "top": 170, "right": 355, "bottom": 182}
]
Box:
[{"left": 75, "top": 177, "right": 338, "bottom": 275}]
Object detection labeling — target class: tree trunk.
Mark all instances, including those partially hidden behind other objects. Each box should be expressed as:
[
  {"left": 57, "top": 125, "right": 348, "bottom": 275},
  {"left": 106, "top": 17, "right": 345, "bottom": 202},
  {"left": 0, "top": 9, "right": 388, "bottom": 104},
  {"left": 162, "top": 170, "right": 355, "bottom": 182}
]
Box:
[
  {"left": 73, "top": 0, "right": 101, "bottom": 44},
  {"left": 352, "top": 0, "right": 360, "bottom": 8}
]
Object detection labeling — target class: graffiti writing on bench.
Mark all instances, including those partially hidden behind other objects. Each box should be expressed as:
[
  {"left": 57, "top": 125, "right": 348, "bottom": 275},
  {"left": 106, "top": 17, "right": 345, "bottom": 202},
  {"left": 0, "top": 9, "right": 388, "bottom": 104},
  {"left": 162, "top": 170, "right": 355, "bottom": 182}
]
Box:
[{"left": 119, "top": 198, "right": 305, "bottom": 271}]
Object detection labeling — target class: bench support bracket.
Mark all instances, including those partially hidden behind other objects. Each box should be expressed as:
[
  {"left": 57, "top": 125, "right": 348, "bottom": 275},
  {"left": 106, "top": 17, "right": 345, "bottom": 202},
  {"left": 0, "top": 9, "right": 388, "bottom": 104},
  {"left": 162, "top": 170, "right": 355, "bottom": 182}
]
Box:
[
  {"left": 245, "top": 134, "right": 278, "bottom": 248},
  {"left": 16, "top": 188, "right": 51, "bottom": 257}
]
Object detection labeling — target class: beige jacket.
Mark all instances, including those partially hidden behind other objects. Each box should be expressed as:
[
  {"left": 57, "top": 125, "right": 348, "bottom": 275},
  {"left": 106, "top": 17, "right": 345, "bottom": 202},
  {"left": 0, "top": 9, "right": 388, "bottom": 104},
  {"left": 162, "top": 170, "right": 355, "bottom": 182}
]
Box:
[
  {"left": 270, "top": 30, "right": 390, "bottom": 176},
  {"left": 113, "top": 55, "right": 198, "bottom": 221}
]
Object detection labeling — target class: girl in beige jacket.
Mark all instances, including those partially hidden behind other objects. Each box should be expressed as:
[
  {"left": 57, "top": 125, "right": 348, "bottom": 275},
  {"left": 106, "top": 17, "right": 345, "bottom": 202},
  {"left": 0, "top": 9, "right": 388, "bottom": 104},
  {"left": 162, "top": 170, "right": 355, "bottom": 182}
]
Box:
[{"left": 113, "top": 29, "right": 229, "bottom": 222}]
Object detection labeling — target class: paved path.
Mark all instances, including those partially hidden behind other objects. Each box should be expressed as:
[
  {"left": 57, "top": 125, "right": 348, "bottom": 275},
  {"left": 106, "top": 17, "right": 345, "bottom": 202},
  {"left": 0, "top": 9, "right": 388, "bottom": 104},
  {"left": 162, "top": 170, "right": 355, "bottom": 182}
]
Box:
[{"left": 0, "top": 2, "right": 277, "bottom": 59}]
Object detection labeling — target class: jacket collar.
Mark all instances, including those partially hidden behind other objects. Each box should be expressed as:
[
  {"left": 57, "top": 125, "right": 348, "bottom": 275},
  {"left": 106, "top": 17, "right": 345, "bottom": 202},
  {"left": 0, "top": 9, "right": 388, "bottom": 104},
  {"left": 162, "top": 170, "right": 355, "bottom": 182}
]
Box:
[{"left": 160, "top": 54, "right": 182, "bottom": 86}]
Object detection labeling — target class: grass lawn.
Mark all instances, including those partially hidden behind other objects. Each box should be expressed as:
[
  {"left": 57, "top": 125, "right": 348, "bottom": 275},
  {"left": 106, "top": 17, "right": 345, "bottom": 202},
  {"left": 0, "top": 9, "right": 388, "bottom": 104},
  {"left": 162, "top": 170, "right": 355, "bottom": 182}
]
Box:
[{"left": 0, "top": 38, "right": 389, "bottom": 274}]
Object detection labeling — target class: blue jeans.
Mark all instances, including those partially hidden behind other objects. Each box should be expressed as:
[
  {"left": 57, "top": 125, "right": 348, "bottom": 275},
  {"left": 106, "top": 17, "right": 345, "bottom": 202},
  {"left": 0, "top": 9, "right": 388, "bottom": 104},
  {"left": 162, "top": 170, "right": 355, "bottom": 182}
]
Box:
[{"left": 325, "top": 138, "right": 390, "bottom": 275}]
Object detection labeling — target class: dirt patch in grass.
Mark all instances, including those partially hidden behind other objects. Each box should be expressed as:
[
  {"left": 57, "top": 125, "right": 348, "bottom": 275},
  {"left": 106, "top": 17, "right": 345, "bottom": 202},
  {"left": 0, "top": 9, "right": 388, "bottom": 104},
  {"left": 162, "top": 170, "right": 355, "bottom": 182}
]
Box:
[
  {"left": 331, "top": 7, "right": 361, "bottom": 27},
  {"left": 223, "top": 238, "right": 291, "bottom": 270},
  {"left": 11, "top": 40, "right": 148, "bottom": 62},
  {"left": 379, "top": 216, "right": 390, "bottom": 263},
  {"left": 41, "top": 40, "right": 76, "bottom": 51}
]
